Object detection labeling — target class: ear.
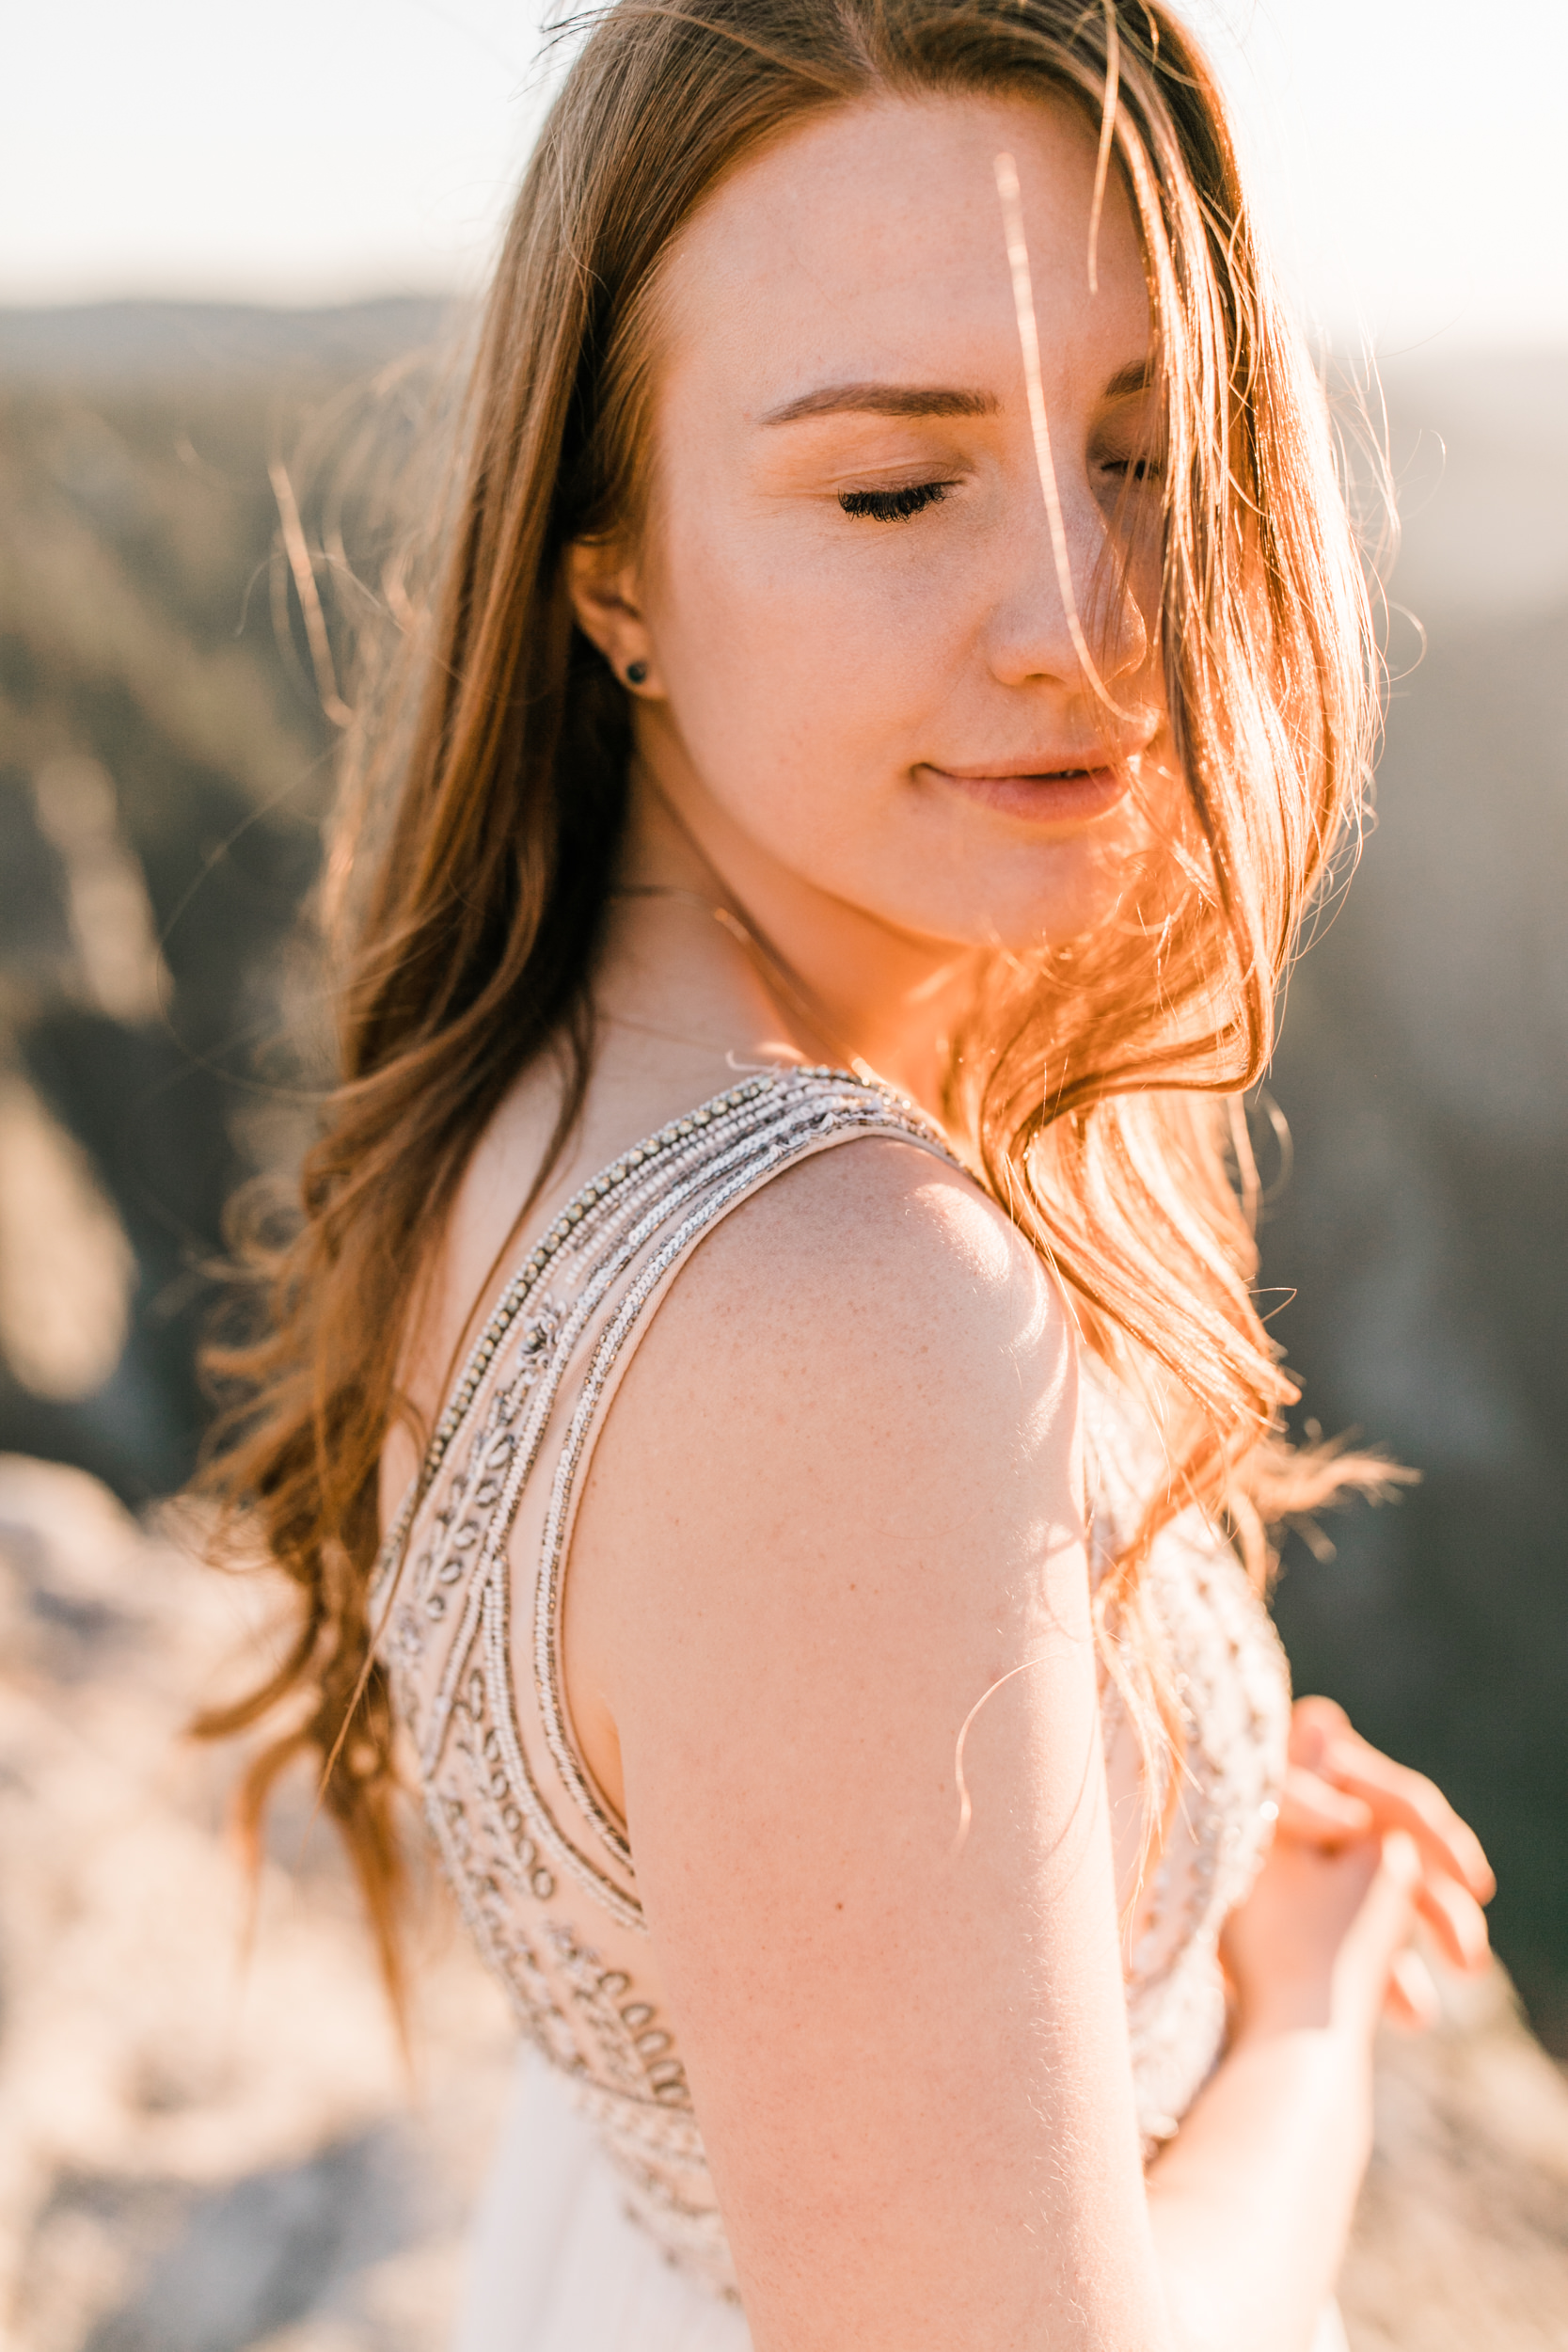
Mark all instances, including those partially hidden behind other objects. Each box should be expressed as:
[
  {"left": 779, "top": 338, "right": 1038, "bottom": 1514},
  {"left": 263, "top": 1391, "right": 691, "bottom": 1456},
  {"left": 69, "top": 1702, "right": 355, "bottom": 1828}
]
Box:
[{"left": 566, "top": 539, "right": 663, "bottom": 696}]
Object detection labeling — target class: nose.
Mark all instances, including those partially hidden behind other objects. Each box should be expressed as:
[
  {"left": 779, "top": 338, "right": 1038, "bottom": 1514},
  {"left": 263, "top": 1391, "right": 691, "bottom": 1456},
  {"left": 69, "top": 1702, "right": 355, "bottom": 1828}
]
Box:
[{"left": 983, "top": 471, "right": 1149, "bottom": 695}]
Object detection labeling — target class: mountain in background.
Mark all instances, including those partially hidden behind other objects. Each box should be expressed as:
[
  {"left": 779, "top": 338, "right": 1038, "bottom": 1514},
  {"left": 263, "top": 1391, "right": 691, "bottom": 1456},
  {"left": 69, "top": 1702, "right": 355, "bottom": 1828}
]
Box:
[{"left": 0, "top": 296, "right": 454, "bottom": 382}]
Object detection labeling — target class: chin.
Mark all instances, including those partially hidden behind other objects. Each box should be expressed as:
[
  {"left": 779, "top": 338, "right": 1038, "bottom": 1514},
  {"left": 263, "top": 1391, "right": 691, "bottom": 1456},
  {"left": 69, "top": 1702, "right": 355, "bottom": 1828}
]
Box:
[
  {"left": 900, "top": 846, "right": 1133, "bottom": 957},
  {"left": 863, "top": 786, "right": 1152, "bottom": 951}
]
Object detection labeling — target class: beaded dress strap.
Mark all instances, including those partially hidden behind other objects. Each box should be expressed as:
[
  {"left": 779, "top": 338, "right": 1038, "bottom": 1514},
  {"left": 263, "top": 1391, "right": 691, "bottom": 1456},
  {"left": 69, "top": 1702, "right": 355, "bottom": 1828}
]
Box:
[{"left": 376, "top": 1065, "right": 961, "bottom": 1917}]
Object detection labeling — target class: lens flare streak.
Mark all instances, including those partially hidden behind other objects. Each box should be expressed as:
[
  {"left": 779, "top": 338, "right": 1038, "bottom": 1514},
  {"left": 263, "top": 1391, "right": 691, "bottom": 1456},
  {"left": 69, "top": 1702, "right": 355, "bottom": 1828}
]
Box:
[{"left": 993, "top": 148, "right": 1136, "bottom": 727}]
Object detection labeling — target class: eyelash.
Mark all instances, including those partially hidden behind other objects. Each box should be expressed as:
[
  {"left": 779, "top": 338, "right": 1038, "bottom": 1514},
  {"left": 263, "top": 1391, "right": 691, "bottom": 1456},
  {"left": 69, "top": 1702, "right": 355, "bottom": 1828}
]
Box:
[{"left": 838, "top": 482, "right": 949, "bottom": 523}]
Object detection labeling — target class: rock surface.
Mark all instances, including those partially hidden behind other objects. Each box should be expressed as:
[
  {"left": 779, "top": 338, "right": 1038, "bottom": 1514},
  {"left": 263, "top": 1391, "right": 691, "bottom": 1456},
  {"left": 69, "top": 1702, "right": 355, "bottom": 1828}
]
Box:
[
  {"left": 0, "top": 1454, "right": 513, "bottom": 2351},
  {"left": 1, "top": 1454, "right": 1564, "bottom": 2350}
]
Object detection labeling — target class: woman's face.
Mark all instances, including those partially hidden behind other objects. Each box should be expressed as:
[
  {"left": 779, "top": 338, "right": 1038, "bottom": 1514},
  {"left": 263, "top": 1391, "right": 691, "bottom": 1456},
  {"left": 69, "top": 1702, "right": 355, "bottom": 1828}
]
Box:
[{"left": 577, "top": 88, "right": 1175, "bottom": 957}]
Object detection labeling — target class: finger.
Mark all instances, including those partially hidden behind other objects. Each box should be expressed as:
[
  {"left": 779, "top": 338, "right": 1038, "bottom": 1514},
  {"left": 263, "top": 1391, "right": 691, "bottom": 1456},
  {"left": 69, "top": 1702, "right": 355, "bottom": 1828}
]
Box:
[
  {"left": 1322, "top": 1740, "right": 1495, "bottom": 1902},
  {"left": 1354, "top": 1828, "right": 1423, "bottom": 1978},
  {"left": 1277, "top": 1765, "right": 1375, "bottom": 1846},
  {"left": 1415, "top": 1867, "right": 1492, "bottom": 1974},
  {"left": 1289, "top": 1695, "right": 1351, "bottom": 1771},
  {"left": 1384, "top": 1945, "right": 1442, "bottom": 2034},
  {"left": 1291, "top": 1703, "right": 1497, "bottom": 1900}
]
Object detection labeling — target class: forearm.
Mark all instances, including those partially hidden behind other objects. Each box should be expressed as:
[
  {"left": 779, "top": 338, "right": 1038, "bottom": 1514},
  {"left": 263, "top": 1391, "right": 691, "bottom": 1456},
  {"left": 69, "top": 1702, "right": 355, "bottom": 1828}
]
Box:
[{"left": 1145, "top": 2020, "right": 1374, "bottom": 2352}]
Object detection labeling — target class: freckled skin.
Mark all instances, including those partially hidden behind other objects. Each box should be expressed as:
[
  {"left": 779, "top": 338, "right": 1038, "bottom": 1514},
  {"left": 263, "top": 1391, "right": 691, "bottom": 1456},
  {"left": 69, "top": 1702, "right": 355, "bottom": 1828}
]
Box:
[{"left": 572, "top": 90, "right": 1177, "bottom": 1088}]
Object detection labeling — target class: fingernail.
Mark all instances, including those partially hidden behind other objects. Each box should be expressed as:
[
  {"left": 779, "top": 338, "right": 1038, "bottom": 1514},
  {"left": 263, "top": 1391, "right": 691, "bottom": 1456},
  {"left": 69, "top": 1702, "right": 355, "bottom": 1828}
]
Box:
[{"left": 1386, "top": 1828, "right": 1421, "bottom": 1883}]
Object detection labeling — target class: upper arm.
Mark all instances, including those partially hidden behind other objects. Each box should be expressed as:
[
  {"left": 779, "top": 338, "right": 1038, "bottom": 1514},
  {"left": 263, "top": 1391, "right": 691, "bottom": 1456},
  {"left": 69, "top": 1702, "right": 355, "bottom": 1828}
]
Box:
[{"left": 566, "top": 1140, "right": 1169, "bottom": 2352}]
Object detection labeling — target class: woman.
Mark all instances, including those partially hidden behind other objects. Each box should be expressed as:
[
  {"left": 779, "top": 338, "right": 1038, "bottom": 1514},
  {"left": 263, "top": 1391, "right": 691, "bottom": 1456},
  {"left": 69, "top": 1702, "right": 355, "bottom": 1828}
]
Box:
[{"left": 206, "top": 4, "right": 1496, "bottom": 2347}]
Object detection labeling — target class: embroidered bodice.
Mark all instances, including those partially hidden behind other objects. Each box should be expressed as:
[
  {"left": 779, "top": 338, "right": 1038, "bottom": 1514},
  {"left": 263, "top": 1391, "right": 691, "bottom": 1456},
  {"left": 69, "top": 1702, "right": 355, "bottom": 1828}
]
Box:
[{"left": 376, "top": 1065, "right": 1291, "bottom": 2301}]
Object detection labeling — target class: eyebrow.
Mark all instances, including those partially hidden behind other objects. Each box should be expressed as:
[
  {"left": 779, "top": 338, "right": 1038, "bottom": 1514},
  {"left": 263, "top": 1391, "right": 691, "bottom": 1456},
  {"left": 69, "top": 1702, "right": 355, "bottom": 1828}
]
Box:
[
  {"left": 1102, "top": 358, "right": 1155, "bottom": 399},
  {"left": 760, "top": 358, "right": 1155, "bottom": 428},
  {"left": 760, "top": 383, "right": 999, "bottom": 426}
]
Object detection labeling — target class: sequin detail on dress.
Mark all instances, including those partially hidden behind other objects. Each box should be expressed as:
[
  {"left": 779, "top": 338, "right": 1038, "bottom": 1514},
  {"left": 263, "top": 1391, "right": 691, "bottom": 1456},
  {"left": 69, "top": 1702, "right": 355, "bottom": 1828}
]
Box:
[{"left": 377, "top": 1065, "right": 1291, "bottom": 2302}]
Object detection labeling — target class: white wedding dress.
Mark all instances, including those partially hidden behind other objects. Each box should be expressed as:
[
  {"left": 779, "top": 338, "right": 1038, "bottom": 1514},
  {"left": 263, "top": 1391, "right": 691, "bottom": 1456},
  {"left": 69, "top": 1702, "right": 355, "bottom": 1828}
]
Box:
[{"left": 375, "top": 1066, "right": 1346, "bottom": 2351}]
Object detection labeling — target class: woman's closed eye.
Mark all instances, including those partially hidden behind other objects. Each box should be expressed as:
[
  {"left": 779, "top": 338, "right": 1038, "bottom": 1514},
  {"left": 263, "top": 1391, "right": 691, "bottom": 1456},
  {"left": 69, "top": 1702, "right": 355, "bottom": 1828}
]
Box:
[{"left": 838, "top": 481, "right": 950, "bottom": 522}]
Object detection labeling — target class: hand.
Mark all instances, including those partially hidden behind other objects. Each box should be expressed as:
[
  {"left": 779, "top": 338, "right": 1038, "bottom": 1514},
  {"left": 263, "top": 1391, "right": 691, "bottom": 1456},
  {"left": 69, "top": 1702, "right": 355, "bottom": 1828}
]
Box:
[
  {"left": 1222, "top": 1815, "right": 1425, "bottom": 2048},
  {"left": 1275, "top": 1696, "right": 1494, "bottom": 2028}
]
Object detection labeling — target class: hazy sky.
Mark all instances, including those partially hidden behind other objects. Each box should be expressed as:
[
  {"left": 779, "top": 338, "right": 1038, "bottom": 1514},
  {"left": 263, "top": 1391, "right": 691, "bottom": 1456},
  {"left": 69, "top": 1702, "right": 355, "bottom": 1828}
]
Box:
[{"left": 3, "top": 1, "right": 1563, "bottom": 353}]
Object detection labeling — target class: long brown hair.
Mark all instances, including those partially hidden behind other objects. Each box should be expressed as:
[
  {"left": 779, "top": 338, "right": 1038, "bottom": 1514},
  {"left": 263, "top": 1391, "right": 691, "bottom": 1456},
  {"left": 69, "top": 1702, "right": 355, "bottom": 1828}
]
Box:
[{"left": 199, "top": 0, "right": 1392, "bottom": 1995}]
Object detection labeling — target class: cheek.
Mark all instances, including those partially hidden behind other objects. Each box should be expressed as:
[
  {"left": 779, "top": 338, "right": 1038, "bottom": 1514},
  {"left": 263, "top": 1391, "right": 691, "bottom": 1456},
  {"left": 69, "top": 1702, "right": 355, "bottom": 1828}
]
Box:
[{"left": 649, "top": 494, "right": 968, "bottom": 805}]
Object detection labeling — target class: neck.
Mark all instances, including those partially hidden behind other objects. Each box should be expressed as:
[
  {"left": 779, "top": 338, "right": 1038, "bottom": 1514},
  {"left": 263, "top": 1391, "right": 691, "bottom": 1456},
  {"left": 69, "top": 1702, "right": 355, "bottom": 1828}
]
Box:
[{"left": 614, "top": 748, "right": 983, "bottom": 1123}]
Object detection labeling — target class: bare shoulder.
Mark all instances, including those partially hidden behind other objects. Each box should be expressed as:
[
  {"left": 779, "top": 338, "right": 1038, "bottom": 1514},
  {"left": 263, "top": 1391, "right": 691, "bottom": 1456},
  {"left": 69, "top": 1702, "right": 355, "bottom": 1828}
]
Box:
[
  {"left": 641, "top": 1128, "right": 1076, "bottom": 1449},
  {"left": 565, "top": 1131, "right": 1085, "bottom": 1821}
]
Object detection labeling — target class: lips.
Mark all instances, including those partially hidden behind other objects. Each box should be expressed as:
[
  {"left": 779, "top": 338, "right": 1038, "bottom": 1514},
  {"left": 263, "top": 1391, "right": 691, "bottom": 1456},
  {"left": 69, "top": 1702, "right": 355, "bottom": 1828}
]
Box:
[
  {"left": 921, "top": 758, "right": 1133, "bottom": 826},
  {"left": 935, "top": 754, "right": 1122, "bottom": 780}
]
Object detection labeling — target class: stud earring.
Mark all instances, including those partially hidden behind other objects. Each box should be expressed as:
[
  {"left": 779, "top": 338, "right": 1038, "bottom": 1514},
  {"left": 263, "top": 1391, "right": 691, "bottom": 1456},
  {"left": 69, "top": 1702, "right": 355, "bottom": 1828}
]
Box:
[{"left": 625, "top": 660, "right": 649, "bottom": 687}]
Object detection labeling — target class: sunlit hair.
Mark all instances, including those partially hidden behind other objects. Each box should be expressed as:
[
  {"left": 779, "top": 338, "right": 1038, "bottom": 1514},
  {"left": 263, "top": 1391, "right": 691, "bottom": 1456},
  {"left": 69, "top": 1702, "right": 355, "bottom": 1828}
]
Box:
[{"left": 198, "top": 0, "right": 1396, "bottom": 1999}]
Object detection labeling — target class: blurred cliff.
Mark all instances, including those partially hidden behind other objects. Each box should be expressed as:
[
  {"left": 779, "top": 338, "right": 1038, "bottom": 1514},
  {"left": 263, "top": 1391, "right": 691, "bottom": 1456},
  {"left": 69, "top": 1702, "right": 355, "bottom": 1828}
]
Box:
[
  {"left": 0, "top": 304, "right": 1563, "bottom": 2341},
  {"left": 0, "top": 297, "right": 448, "bottom": 1500},
  {"left": 1263, "top": 348, "right": 1568, "bottom": 2054}
]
